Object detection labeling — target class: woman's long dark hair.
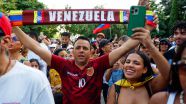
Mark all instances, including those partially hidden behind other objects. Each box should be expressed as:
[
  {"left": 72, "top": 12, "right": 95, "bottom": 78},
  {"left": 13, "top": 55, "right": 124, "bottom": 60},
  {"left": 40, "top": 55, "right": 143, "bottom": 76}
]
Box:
[{"left": 169, "top": 41, "right": 186, "bottom": 92}]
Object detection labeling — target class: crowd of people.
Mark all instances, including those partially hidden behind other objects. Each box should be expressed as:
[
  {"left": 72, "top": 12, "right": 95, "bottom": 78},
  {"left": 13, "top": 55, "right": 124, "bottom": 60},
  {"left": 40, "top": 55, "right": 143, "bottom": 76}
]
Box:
[{"left": 0, "top": 11, "right": 186, "bottom": 104}]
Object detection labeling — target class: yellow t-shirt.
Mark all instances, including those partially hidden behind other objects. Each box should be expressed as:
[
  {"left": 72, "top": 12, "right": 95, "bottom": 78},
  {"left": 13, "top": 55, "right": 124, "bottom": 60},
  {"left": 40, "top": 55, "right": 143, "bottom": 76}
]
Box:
[{"left": 49, "top": 69, "right": 62, "bottom": 93}]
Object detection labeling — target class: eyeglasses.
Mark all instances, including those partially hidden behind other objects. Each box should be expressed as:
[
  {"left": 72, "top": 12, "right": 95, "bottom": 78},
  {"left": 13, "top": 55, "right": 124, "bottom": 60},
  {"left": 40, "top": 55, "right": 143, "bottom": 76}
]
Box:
[
  {"left": 11, "top": 36, "right": 19, "bottom": 42},
  {"left": 160, "top": 42, "right": 168, "bottom": 45}
]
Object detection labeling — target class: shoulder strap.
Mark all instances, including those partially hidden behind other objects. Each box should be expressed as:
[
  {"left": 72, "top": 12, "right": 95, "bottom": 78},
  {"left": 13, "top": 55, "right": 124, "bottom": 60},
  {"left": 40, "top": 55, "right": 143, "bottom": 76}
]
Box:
[
  {"left": 115, "top": 84, "right": 121, "bottom": 94},
  {"left": 114, "top": 84, "right": 121, "bottom": 104}
]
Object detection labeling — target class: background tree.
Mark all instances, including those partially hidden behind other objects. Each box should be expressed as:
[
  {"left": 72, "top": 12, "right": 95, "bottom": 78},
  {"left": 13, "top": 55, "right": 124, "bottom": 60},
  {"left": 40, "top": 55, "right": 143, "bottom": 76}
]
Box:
[
  {"left": 152, "top": 0, "right": 186, "bottom": 37},
  {"left": 168, "top": 0, "right": 179, "bottom": 34},
  {"left": 0, "top": 0, "right": 59, "bottom": 38}
]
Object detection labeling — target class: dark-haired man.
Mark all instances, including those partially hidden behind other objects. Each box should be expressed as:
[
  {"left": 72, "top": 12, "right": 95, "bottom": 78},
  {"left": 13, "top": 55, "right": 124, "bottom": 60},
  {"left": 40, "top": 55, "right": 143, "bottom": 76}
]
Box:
[
  {"left": 164, "top": 21, "right": 186, "bottom": 64},
  {"left": 0, "top": 12, "right": 54, "bottom": 104},
  {"left": 60, "top": 32, "right": 73, "bottom": 50}
]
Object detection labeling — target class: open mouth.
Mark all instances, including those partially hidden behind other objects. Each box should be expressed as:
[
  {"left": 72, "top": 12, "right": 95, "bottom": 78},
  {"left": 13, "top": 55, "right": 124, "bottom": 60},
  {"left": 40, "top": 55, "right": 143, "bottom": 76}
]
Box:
[{"left": 125, "top": 69, "right": 135, "bottom": 75}]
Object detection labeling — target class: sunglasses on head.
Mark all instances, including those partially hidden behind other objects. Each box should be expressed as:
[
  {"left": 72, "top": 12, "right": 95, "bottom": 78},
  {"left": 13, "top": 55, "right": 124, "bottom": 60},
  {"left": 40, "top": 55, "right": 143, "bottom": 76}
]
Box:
[{"left": 160, "top": 42, "right": 168, "bottom": 45}]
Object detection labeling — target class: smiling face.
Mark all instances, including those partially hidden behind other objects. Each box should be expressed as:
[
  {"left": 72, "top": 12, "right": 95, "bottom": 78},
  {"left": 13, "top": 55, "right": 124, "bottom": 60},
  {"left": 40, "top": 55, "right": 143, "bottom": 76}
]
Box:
[
  {"left": 159, "top": 41, "right": 169, "bottom": 52},
  {"left": 61, "top": 36, "right": 70, "bottom": 45},
  {"left": 123, "top": 53, "right": 147, "bottom": 82},
  {"left": 73, "top": 39, "right": 91, "bottom": 66}
]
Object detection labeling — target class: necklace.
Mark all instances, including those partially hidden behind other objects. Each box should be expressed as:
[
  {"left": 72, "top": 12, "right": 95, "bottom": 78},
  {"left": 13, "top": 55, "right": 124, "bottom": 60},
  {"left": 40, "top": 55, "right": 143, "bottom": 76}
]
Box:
[
  {"left": 0, "top": 59, "right": 11, "bottom": 76},
  {"left": 180, "top": 91, "right": 185, "bottom": 104}
]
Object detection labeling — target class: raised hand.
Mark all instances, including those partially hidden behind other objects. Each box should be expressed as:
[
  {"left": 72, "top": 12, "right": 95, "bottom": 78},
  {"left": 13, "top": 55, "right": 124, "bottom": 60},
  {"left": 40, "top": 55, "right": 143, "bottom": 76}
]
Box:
[{"left": 131, "top": 27, "right": 154, "bottom": 49}]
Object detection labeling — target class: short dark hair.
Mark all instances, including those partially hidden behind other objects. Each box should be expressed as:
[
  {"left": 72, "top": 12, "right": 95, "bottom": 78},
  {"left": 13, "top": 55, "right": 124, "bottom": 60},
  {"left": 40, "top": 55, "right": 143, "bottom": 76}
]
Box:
[
  {"left": 54, "top": 48, "right": 65, "bottom": 56},
  {"left": 169, "top": 41, "right": 186, "bottom": 92},
  {"left": 73, "top": 36, "right": 90, "bottom": 48},
  {"left": 60, "top": 32, "right": 71, "bottom": 37},
  {"left": 28, "top": 31, "right": 38, "bottom": 41},
  {"left": 172, "top": 21, "right": 186, "bottom": 34},
  {"left": 29, "top": 58, "right": 41, "bottom": 70}
]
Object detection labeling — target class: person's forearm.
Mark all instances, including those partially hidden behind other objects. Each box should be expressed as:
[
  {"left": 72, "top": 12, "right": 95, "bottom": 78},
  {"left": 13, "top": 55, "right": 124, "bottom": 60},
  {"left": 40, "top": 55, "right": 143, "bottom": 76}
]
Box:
[
  {"left": 105, "top": 69, "right": 112, "bottom": 82},
  {"left": 109, "top": 38, "right": 139, "bottom": 66},
  {"left": 149, "top": 45, "right": 170, "bottom": 81}
]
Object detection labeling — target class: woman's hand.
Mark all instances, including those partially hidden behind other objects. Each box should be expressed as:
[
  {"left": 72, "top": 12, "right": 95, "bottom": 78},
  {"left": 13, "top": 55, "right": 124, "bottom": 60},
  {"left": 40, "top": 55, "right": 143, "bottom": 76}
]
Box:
[{"left": 131, "top": 27, "right": 154, "bottom": 49}]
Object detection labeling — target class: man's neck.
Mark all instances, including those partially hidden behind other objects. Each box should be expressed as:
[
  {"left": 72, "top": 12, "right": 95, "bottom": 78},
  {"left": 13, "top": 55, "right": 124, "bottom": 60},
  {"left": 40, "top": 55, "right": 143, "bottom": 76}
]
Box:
[
  {"left": 75, "top": 62, "right": 88, "bottom": 70},
  {"left": 9, "top": 51, "right": 22, "bottom": 60}
]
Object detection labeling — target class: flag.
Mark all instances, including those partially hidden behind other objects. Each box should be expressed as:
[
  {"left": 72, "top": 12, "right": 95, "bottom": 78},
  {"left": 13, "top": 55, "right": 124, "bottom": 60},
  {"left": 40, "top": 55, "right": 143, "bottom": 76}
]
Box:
[
  {"left": 9, "top": 10, "right": 23, "bottom": 26},
  {"left": 93, "top": 24, "right": 111, "bottom": 34},
  {"left": 0, "top": 12, "right": 12, "bottom": 36}
]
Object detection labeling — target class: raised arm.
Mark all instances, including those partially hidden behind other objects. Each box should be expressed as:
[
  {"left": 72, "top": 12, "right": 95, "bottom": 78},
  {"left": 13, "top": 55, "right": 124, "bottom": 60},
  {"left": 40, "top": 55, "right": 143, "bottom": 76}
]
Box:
[
  {"left": 12, "top": 26, "right": 52, "bottom": 66},
  {"left": 132, "top": 28, "right": 170, "bottom": 92},
  {"left": 109, "top": 37, "right": 139, "bottom": 66}
]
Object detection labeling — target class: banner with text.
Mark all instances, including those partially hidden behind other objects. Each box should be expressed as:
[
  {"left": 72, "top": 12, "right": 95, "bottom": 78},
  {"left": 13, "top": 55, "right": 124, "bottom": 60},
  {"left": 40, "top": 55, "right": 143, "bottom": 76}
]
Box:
[{"left": 9, "top": 9, "right": 129, "bottom": 26}]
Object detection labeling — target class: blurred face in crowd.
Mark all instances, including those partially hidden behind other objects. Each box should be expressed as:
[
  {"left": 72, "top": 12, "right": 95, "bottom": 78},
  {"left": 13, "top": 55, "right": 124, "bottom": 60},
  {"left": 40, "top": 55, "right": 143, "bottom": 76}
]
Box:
[
  {"left": 174, "top": 29, "right": 186, "bottom": 46},
  {"left": 58, "top": 50, "right": 68, "bottom": 58},
  {"left": 159, "top": 41, "right": 169, "bottom": 52},
  {"left": 49, "top": 47, "right": 56, "bottom": 53},
  {"left": 123, "top": 53, "right": 147, "bottom": 82},
  {"left": 112, "top": 57, "right": 125, "bottom": 70},
  {"left": 169, "top": 36, "right": 175, "bottom": 42},
  {"left": 61, "top": 36, "right": 70, "bottom": 45},
  {"left": 102, "top": 43, "right": 112, "bottom": 54},
  {"left": 179, "top": 47, "right": 186, "bottom": 89},
  {"left": 30, "top": 61, "right": 39, "bottom": 70},
  {"left": 139, "top": 45, "right": 150, "bottom": 56},
  {"left": 118, "top": 40, "right": 125, "bottom": 47},
  {"left": 96, "top": 35, "right": 104, "bottom": 43},
  {"left": 112, "top": 42, "right": 119, "bottom": 50},
  {"left": 73, "top": 39, "right": 91, "bottom": 65}
]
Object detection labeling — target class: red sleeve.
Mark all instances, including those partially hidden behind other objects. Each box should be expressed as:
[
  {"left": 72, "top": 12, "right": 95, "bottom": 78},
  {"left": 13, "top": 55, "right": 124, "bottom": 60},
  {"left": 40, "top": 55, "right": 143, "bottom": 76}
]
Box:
[
  {"left": 94, "top": 54, "right": 111, "bottom": 72},
  {"left": 51, "top": 54, "right": 68, "bottom": 74}
]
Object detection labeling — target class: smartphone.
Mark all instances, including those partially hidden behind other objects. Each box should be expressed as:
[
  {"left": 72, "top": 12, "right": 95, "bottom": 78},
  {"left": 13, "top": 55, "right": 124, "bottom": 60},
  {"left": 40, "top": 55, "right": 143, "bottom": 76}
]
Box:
[{"left": 127, "top": 6, "right": 146, "bottom": 37}]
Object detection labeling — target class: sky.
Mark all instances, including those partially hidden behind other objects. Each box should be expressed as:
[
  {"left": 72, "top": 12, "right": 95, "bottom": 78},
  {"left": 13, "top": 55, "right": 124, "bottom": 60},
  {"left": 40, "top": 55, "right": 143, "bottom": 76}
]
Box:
[{"left": 38, "top": 0, "right": 140, "bottom": 9}]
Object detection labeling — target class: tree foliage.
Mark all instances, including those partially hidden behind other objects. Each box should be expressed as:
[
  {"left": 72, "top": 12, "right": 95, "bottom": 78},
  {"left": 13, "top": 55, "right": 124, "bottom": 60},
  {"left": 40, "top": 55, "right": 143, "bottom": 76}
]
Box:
[
  {"left": 148, "top": 0, "right": 186, "bottom": 38},
  {"left": 0, "top": 0, "right": 59, "bottom": 38}
]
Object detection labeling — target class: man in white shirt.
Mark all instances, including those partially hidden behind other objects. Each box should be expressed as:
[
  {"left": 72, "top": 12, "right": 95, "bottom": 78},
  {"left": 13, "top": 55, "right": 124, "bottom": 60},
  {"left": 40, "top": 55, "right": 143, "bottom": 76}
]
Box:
[{"left": 0, "top": 12, "right": 54, "bottom": 104}]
